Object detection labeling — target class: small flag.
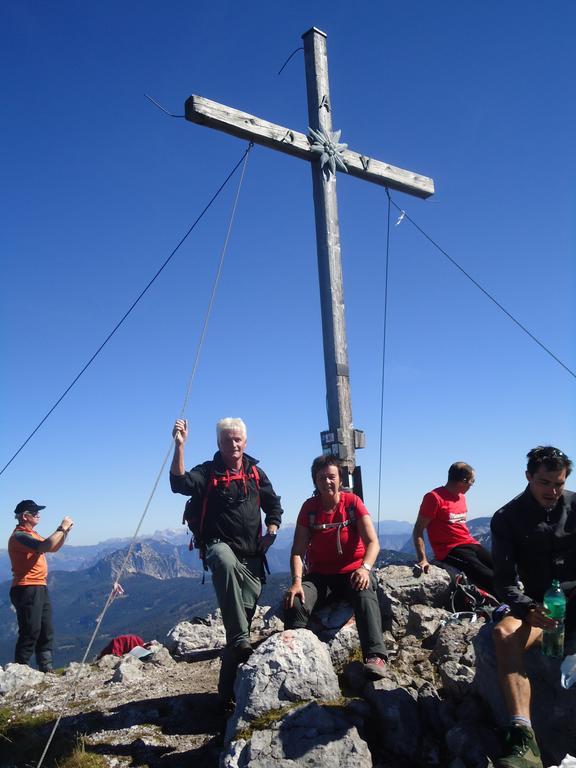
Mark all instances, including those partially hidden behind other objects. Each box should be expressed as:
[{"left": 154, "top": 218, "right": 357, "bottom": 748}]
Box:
[
  {"left": 112, "top": 582, "right": 125, "bottom": 597},
  {"left": 395, "top": 210, "right": 406, "bottom": 226}
]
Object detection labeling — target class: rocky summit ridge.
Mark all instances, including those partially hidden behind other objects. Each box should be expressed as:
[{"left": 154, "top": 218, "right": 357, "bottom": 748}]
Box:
[{"left": 2, "top": 564, "right": 575, "bottom": 768}]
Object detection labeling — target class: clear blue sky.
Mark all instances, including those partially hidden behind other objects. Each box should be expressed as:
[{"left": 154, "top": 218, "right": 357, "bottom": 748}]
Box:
[{"left": 1, "top": 1, "right": 575, "bottom": 545}]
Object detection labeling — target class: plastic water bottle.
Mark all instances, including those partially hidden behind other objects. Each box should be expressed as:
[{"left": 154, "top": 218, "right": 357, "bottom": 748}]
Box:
[{"left": 542, "top": 579, "right": 566, "bottom": 658}]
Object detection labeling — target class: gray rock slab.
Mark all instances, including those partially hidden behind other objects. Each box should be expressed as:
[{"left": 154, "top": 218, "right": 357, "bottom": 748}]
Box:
[
  {"left": 222, "top": 701, "right": 372, "bottom": 768},
  {"left": 374, "top": 565, "right": 451, "bottom": 636},
  {"left": 363, "top": 677, "right": 421, "bottom": 762},
  {"left": 407, "top": 603, "right": 450, "bottom": 640},
  {"left": 431, "top": 618, "right": 483, "bottom": 698},
  {"left": 226, "top": 629, "right": 340, "bottom": 742},
  {"left": 146, "top": 645, "right": 176, "bottom": 668},
  {"left": 96, "top": 654, "right": 121, "bottom": 670},
  {"left": 112, "top": 655, "right": 144, "bottom": 683},
  {"left": 445, "top": 721, "right": 498, "bottom": 767},
  {"left": 327, "top": 623, "right": 360, "bottom": 670},
  {"left": 0, "top": 663, "right": 45, "bottom": 693},
  {"left": 167, "top": 605, "right": 282, "bottom": 660},
  {"left": 166, "top": 615, "right": 226, "bottom": 659}
]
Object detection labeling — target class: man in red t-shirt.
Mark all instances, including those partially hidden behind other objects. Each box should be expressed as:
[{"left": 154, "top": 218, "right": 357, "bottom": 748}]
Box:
[{"left": 412, "top": 462, "right": 494, "bottom": 593}]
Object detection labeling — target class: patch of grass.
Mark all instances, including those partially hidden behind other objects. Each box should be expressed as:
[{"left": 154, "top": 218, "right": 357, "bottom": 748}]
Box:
[
  {"left": 0, "top": 706, "right": 55, "bottom": 736},
  {"left": 235, "top": 698, "right": 358, "bottom": 742},
  {"left": 56, "top": 737, "right": 108, "bottom": 768},
  {"left": 235, "top": 702, "right": 305, "bottom": 740},
  {"left": 346, "top": 647, "right": 364, "bottom": 664},
  {"left": 0, "top": 707, "right": 104, "bottom": 768}
]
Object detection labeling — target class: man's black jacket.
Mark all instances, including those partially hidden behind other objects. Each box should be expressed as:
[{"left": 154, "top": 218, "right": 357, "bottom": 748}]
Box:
[
  {"left": 170, "top": 451, "right": 283, "bottom": 559},
  {"left": 491, "top": 487, "right": 576, "bottom": 618}
]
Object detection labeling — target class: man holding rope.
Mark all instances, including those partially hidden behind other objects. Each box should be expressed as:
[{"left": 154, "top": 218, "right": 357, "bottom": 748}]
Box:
[
  {"left": 8, "top": 500, "right": 74, "bottom": 672},
  {"left": 170, "top": 417, "right": 283, "bottom": 704}
]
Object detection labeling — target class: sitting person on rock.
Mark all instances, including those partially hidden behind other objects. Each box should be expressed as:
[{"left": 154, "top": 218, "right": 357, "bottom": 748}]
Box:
[
  {"left": 283, "top": 455, "right": 388, "bottom": 679},
  {"left": 413, "top": 461, "right": 495, "bottom": 594},
  {"left": 491, "top": 446, "right": 576, "bottom": 768}
]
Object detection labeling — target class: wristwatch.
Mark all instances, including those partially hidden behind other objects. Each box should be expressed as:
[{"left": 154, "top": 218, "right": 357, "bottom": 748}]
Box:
[{"left": 361, "top": 561, "right": 372, "bottom": 571}]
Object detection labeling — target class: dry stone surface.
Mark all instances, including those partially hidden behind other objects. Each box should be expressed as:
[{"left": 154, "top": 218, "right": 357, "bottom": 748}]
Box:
[
  {"left": 5, "top": 565, "right": 576, "bottom": 767},
  {"left": 226, "top": 629, "right": 340, "bottom": 741},
  {"left": 222, "top": 702, "right": 372, "bottom": 768}
]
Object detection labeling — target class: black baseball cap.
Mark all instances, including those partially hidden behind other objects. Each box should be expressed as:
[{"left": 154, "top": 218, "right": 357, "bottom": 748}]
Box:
[{"left": 14, "top": 500, "right": 46, "bottom": 517}]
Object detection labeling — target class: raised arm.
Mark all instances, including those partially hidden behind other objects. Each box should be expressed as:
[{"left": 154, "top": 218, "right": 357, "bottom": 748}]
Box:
[
  {"left": 170, "top": 418, "right": 188, "bottom": 476},
  {"left": 37, "top": 517, "right": 74, "bottom": 553}
]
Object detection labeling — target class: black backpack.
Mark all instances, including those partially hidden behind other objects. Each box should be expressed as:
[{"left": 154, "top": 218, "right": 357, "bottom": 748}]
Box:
[{"left": 447, "top": 573, "right": 500, "bottom": 621}]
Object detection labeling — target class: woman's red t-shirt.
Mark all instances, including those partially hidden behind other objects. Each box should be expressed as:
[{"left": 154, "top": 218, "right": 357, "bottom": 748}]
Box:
[{"left": 296, "top": 491, "right": 369, "bottom": 574}]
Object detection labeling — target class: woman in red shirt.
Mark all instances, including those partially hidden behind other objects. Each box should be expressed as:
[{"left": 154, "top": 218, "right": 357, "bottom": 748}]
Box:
[{"left": 283, "top": 455, "right": 387, "bottom": 678}]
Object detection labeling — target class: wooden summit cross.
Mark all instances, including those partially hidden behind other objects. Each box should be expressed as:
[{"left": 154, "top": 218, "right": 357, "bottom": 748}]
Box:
[{"left": 185, "top": 27, "right": 434, "bottom": 489}]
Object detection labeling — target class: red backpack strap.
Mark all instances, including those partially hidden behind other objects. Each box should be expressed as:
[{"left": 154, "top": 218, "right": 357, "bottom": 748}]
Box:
[
  {"left": 197, "top": 464, "right": 261, "bottom": 556},
  {"left": 307, "top": 495, "right": 357, "bottom": 555}
]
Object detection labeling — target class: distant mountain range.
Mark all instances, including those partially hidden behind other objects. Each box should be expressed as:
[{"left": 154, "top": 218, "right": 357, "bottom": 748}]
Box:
[
  {"left": 1, "top": 519, "right": 491, "bottom": 668},
  {"left": 0, "top": 521, "right": 416, "bottom": 582},
  {"left": 0, "top": 542, "right": 292, "bottom": 667}
]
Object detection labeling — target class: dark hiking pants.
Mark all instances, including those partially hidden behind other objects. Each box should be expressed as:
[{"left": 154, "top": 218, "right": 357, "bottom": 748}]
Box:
[
  {"left": 283, "top": 571, "right": 387, "bottom": 660},
  {"left": 442, "top": 544, "right": 495, "bottom": 595},
  {"left": 10, "top": 585, "right": 54, "bottom": 671}
]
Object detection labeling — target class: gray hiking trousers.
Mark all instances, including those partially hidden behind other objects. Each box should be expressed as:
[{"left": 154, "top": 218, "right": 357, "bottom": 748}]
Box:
[
  {"left": 284, "top": 571, "right": 388, "bottom": 660},
  {"left": 205, "top": 541, "right": 262, "bottom": 648}
]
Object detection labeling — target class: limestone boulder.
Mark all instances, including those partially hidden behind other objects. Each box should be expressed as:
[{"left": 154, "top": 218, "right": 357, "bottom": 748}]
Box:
[
  {"left": 430, "top": 618, "right": 483, "bottom": 698},
  {"left": 226, "top": 629, "right": 340, "bottom": 742},
  {"left": 0, "top": 663, "right": 45, "bottom": 693},
  {"left": 222, "top": 701, "right": 372, "bottom": 768},
  {"left": 407, "top": 603, "right": 450, "bottom": 640},
  {"left": 166, "top": 613, "right": 226, "bottom": 658},
  {"left": 112, "top": 654, "right": 144, "bottom": 683},
  {"left": 374, "top": 565, "right": 451, "bottom": 637},
  {"left": 363, "top": 676, "right": 421, "bottom": 762}
]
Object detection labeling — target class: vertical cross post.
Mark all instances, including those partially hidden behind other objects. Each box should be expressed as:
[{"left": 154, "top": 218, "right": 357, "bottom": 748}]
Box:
[
  {"left": 303, "top": 28, "right": 356, "bottom": 482},
  {"left": 183, "top": 28, "right": 434, "bottom": 489}
]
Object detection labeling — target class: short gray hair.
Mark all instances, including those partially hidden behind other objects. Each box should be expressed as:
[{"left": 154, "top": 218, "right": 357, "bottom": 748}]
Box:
[{"left": 216, "top": 417, "right": 247, "bottom": 444}]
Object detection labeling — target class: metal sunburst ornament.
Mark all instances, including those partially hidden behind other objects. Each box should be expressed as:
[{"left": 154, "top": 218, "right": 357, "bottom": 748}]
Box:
[{"left": 308, "top": 127, "right": 348, "bottom": 177}]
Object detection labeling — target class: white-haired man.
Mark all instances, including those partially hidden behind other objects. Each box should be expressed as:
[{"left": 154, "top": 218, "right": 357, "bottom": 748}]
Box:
[{"left": 170, "top": 417, "right": 283, "bottom": 704}]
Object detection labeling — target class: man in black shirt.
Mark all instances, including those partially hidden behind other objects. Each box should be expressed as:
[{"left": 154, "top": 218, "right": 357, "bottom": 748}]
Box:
[
  {"left": 491, "top": 446, "right": 575, "bottom": 768},
  {"left": 170, "top": 417, "right": 283, "bottom": 702}
]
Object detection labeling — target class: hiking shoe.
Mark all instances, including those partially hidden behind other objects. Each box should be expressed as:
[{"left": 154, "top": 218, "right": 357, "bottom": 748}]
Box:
[
  {"left": 234, "top": 640, "right": 253, "bottom": 664},
  {"left": 497, "top": 724, "right": 543, "bottom": 768},
  {"left": 364, "top": 656, "right": 387, "bottom": 680}
]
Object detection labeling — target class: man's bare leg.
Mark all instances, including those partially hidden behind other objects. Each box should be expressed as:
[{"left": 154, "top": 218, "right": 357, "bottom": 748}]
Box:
[{"left": 493, "top": 616, "right": 543, "bottom": 719}]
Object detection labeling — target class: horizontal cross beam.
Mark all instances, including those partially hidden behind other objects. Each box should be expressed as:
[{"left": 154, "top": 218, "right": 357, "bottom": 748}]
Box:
[{"left": 185, "top": 95, "right": 434, "bottom": 198}]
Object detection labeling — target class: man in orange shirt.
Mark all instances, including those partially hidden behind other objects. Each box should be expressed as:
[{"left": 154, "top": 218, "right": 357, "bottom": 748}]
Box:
[{"left": 8, "top": 500, "right": 74, "bottom": 671}]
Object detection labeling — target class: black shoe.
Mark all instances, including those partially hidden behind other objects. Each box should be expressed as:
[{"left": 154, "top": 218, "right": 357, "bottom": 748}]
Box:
[
  {"left": 234, "top": 640, "right": 253, "bottom": 664},
  {"left": 497, "top": 724, "right": 543, "bottom": 768}
]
